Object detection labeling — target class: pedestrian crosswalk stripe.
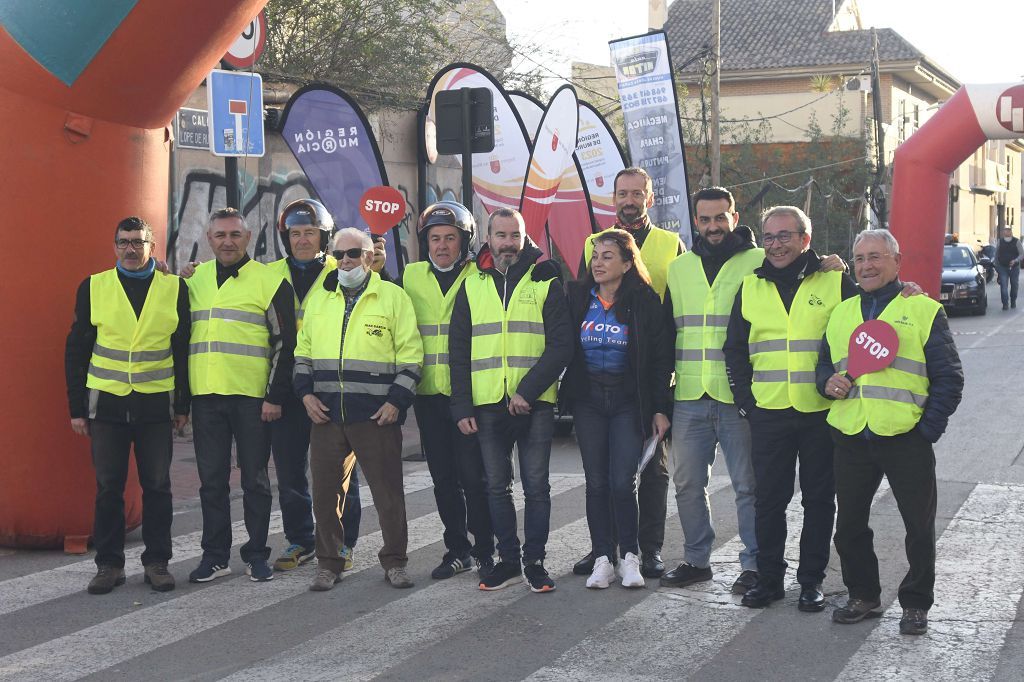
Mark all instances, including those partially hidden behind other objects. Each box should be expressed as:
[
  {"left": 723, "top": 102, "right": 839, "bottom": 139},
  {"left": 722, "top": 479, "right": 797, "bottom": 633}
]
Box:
[
  {"left": 0, "top": 475, "right": 585, "bottom": 680},
  {"left": 0, "top": 473, "right": 438, "bottom": 618},
  {"left": 838, "top": 482, "right": 1024, "bottom": 681}
]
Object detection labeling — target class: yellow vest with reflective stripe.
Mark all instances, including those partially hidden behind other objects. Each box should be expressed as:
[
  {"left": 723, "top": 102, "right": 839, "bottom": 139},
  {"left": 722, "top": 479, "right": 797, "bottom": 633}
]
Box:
[
  {"left": 403, "top": 260, "right": 476, "bottom": 396},
  {"left": 668, "top": 248, "right": 764, "bottom": 402},
  {"left": 741, "top": 269, "right": 842, "bottom": 412},
  {"left": 297, "top": 272, "right": 423, "bottom": 409},
  {"left": 86, "top": 268, "right": 179, "bottom": 396},
  {"left": 826, "top": 293, "right": 938, "bottom": 436},
  {"left": 464, "top": 266, "right": 556, "bottom": 406},
  {"left": 584, "top": 225, "right": 679, "bottom": 300},
  {"left": 187, "top": 259, "right": 283, "bottom": 398},
  {"left": 266, "top": 256, "right": 337, "bottom": 331}
]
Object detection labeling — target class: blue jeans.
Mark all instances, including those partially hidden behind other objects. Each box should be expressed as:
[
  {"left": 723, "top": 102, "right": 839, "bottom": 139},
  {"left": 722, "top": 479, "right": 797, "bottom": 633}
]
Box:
[
  {"left": 573, "top": 381, "right": 644, "bottom": 559},
  {"left": 475, "top": 403, "right": 554, "bottom": 564},
  {"left": 271, "top": 398, "right": 361, "bottom": 549},
  {"left": 995, "top": 262, "right": 1019, "bottom": 307},
  {"left": 671, "top": 399, "right": 757, "bottom": 571}
]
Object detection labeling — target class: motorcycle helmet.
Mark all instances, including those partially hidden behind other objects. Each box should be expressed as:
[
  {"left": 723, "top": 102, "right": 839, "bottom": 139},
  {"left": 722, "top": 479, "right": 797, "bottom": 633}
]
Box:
[
  {"left": 277, "top": 198, "right": 335, "bottom": 257},
  {"left": 416, "top": 201, "right": 475, "bottom": 262}
]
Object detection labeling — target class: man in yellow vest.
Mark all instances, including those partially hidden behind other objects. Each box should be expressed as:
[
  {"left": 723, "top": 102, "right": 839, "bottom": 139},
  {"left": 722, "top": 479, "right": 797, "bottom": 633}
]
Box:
[
  {"left": 65, "top": 216, "right": 189, "bottom": 595},
  {"left": 449, "top": 208, "right": 573, "bottom": 593},
  {"left": 296, "top": 228, "right": 423, "bottom": 592},
  {"left": 575, "top": 166, "right": 682, "bottom": 579},
  {"left": 265, "top": 199, "right": 362, "bottom": 573},
  {"left": 818, "top": 229, "right": 962, "bottom": 636},
  {"left": 401, "top": 201, "right": 495, "bottom": 579},
  {"left": 187, "top": 208, "right": 297, "bottom": 584},
  {"left": 723, "top": 206, "right": 857, "bottom": 611}
]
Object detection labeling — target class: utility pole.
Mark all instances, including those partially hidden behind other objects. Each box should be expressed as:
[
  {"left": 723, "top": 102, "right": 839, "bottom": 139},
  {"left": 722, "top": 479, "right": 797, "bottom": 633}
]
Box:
[
  {"left": 710, "top": 0, "right": 721, "bottom": 185},
  {"left": 869, "top": 27, "right": 887, "bottom": 228}
]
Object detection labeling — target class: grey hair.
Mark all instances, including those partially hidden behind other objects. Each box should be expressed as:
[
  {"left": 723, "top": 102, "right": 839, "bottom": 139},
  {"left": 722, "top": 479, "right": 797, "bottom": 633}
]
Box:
[
  {"left": 208, "top": 207, "right": 247, "bottom": 230},
  {"left": 761, "top": 205, "right": 812, "bottom": 237},
  {"left": 487, "top": 207, "right": 525, "bottom": 234},
  {"left": 332, "top": 227, "right": 373, "bottom": 251},
  {"left": 852, "top": 229, "right": 900, "bottom": 255}
]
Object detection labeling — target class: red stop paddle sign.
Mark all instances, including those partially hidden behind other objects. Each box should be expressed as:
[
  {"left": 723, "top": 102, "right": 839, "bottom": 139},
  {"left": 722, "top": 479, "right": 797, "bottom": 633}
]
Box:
[
  {"left": 846, "top": 319, "right": 899, "bottom": 379},
  {"left": 359, "top": 186, "right": 406, "bottom": 236}
]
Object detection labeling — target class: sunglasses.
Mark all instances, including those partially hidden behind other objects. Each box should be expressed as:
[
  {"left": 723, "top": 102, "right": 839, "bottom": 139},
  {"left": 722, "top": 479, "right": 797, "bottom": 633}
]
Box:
[{"left": 332, "top": 248, "right": 369, "bottom": 260}]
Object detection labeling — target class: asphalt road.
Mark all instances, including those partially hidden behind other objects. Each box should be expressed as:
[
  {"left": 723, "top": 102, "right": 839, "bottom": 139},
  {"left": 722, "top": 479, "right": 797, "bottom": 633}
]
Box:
[{"left": 2, "top": 286, "right": 1023, "bottom": 681}]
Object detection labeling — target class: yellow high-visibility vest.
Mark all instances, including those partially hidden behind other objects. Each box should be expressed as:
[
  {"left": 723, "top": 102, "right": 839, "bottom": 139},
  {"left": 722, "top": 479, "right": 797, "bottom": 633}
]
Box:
[
  {"left": 667, "top": 248, "right": 764, "bottom": 402},
  {"left": 740, "top": 269, "right": 842, "bottom": 412},
  {"left": 403, "top": 260, "right": 476, "bottom": 396},
  {"left": 187, "top": 259, "right": 283, "bottom": 398},
  {"left": 266, "top": 255, "right": 337, "bottom": 331},
  {"left": 464, "top": 266, "right": 557, "bottom": 405},
  {"left": 86, "top": 268, "right": 179, "bottom": 395},
  {"left": 584, "top": 225, "right": 679, "bottom": 300},
  {"left": 826, "top": 293, "right": 939, "bottom": 436}
]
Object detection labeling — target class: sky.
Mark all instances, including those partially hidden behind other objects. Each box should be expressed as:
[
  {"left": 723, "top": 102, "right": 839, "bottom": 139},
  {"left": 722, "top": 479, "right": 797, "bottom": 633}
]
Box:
[{"left": 495, "top": 0, "right": 1024, "bottom": 92}]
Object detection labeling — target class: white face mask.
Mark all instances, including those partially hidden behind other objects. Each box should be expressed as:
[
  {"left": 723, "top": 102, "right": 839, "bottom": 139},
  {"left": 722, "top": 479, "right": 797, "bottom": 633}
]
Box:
[
  {"left": 429, "top": 255, "right": 458, "bottom": 272},
  {"left": 337, "top": 266, "right": 368, "bottom": 289}
]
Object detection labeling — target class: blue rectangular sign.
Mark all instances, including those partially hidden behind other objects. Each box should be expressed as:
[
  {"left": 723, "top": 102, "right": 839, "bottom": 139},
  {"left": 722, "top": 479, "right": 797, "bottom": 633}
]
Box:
[{"left": 206, "top": 69, "right": 265, "bottom": 157}]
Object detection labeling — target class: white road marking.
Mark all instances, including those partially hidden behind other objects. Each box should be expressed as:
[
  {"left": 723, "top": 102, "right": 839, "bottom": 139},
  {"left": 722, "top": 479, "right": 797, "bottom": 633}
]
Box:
[
  {"left": 0, "top": 473, "right": 437, "bottom": 617},
  {"left": 838, "top": 483, "right": 1024, "bottom": 681}
]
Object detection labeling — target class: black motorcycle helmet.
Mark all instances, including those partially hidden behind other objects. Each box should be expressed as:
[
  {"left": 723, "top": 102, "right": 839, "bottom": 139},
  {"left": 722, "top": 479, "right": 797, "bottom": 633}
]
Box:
[
  {"left": 416, "top": 201, "right": 475, "bottom": 262},
  {"left": 277, "top": 198, "right": 335, "bottom": 257}
]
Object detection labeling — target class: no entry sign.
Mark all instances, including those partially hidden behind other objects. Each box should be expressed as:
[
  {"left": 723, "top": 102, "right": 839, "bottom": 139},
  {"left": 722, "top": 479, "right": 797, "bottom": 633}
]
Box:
[
  {"left": 359, "top": 186, "right": 406, "bottom": 235},
  {"left": 846, "top": 319, "right": 899, "bottom": 379}
]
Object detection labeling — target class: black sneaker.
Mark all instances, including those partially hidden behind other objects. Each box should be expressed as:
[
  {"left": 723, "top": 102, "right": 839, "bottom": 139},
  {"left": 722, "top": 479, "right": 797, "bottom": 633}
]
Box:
[
  {"left": 189, "top": 558, "right": 231, "bottom": 583},
  {"left": 431, "top": 553, "right": 473, "bottom": 580},
  {"left": 479, "top": 561, "right": 522, "bottom": 591},
  {"left": 660, "top": 562, "right": 712, "bottom": 588},
  {"left": 524, "top": 562, "right": 556, "bottom": 593},
  {"left": 476, "top": 555, "right": 495, "bottom": 577}
]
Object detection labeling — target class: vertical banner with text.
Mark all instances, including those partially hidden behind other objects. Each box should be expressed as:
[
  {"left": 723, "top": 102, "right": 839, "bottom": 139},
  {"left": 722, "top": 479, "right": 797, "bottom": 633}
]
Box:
[
  {"left": 609, "top": 31, "right": 693, "bottom": 247},
  {"left": 279, "top": 84, "right": 400, "bottom": 276},
  {"left": 577, "top": 101, "right": 628, "bottom": 231}
]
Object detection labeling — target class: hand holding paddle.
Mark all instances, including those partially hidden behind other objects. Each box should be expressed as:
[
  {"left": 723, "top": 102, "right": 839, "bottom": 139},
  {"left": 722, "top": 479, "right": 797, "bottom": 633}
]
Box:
[{"left": 826, "top": 320, "right": 899, "bottom": 399}]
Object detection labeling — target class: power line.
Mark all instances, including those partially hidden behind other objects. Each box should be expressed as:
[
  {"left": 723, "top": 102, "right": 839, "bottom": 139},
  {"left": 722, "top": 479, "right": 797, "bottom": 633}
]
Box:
[{"left": 727, "top": 156, "right": 868, "bottom": 189}]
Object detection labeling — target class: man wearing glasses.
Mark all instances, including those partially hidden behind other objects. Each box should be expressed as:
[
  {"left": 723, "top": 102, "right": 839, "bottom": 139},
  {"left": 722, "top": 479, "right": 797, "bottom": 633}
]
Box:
[
  {"left": 65, "top": 216, "right": 190, "bottom": 594},
  {"left": 295, "top": 228, "right": 423, "bottom": 592},
  {"left": 723, "top": 206, "right": 857, "bottom": 611},
  {"left": 186, "top": 208, "right": 297, "bottom": 584}
]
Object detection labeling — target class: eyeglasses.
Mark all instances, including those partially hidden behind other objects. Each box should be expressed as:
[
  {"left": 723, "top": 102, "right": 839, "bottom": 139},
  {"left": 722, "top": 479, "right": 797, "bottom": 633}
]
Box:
[
  {"left": 332, "top": 248, "right": 369, "bottom": 260},
  {"left": 114, "top": 238, "right": 149, "bottom": 249},
  {"left": 762, "top": 230, "right": 804, "bottom": 246},
  {"left": 852, "top": 253, "right": 894, "bottom": 265}
]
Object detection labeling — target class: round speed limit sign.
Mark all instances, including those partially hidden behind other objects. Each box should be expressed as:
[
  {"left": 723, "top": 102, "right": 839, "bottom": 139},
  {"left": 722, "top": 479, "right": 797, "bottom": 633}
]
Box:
[{"left": 223, "top": 10, "right": 267, "bottom": 70}]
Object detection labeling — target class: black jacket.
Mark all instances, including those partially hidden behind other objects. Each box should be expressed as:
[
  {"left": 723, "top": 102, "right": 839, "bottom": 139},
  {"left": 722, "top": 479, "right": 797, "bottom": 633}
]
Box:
[
  {"left": 814, "top": 279, "right": 964, "bottom": 442},
  {"left": 65, "top": 269, "right": 191, "bottom": 422},
  {"left": 723, "top": 250, "right": 858, "bottom": 417},
  {"left": 449, "top": 239, "right": 574, "bottom": 422},
  {"left": 561, "top": 280, "right": 673, "bottom": 436}
]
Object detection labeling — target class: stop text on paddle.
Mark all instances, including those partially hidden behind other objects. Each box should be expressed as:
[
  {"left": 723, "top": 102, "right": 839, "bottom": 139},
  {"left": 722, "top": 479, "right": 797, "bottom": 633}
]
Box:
[
  {"left": 846, "top": 319, "right": 899, "bottom": 379},
  {"left": 359, "top": 186, "right": 406, "bottom": 235}
]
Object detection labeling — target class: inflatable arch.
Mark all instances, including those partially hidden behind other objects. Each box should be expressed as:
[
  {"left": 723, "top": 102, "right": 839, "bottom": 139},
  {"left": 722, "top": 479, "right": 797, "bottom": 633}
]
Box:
[
  {"left": 0, "top": 0, "right": 267, "bottom": 550},
  {"left": 890, "top": 82, "right": 1024, "bottom": 296}
]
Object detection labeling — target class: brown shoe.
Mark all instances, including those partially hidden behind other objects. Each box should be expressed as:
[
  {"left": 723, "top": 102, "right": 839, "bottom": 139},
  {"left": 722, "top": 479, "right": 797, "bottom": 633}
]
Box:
[
  {"left": 144, "top": 562, "right": 176, "bottom": 592},
  {"left": 832, "top": 598, "right": 883, "bottom": 624},
  {"left": 87, "top": 565, "right": 126, "bottom": 595}
]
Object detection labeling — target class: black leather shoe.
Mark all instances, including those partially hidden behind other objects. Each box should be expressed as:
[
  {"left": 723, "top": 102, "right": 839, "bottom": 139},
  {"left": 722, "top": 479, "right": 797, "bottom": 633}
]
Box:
[
  {"left": 731, "top": 570, "right": 759, "bottom": 595},
  {"left": 572, "top": 551, "right": 596, "bottom": 576},
  {"left": 798, "top": 584, "right": 825, "bottom": 612},
  {"left": 899, "top": 607, "right": 928, "bottom": 635},
  {"left": 832, "top": 598, "right": 883, "bottom": 624},
  {"left": 740, "top": 581, "right": 785, "bottom": 608},
  {"left": 659, "top": 562, "right": 712, "bottom": 587},
  {"left": 640, "top": 552, "right": 665, "bottom": 578}
]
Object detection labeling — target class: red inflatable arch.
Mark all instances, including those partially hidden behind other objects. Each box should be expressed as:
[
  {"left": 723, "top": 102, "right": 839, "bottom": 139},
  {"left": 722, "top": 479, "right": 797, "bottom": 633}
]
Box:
[
  {"left": 0, "top": 0, "right": 267, "bottom": 551},
  {"left": 890, "top": 82, "right": 1024, "bottom": 296}
]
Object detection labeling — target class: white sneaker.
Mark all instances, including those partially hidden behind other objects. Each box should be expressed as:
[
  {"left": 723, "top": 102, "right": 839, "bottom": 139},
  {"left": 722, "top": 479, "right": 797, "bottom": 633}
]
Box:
[
  {"left": 619, "top": 552, "right": 646, "bottom": 588},
  {"left": 586, "top": 555, "right": 616, "bottom": 589}
]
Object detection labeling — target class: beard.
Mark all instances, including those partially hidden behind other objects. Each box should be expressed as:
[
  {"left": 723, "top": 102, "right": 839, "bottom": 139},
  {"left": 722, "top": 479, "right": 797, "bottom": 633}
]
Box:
[{"left": 616, "top": 205, "right": 645, "bottom": 225}]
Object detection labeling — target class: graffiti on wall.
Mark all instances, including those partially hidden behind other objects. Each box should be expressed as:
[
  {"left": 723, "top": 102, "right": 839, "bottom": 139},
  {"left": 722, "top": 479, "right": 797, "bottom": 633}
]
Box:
[{"left": 167, "top": 169, "right": 313, "bottom": 271}]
